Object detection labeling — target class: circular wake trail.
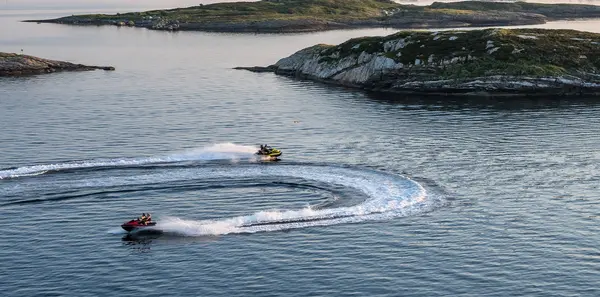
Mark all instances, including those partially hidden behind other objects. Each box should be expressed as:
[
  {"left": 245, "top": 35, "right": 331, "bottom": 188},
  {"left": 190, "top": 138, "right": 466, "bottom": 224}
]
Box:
[
  {"left": 2, "top": 148, "right": 442, "bottom": 234},
  {"left": 109, "top": 166, "right": 437, "bottom": 235},
  {"left": 0, "top": 143, "right": 257, "bottom": 179}
]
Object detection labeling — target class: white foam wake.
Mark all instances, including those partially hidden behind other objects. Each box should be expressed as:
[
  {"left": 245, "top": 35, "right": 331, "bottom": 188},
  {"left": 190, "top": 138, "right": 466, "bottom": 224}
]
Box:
[
  {"left": 125, "top": 166, "right": 438, "bottom": 236},
  {"left": 0, "top": 143, "right": 258, "bottom": 179}
]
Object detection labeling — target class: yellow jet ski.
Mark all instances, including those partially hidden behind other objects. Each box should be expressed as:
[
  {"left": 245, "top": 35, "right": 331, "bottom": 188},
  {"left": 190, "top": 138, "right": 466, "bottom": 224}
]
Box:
[{"left": 257, "top": 145, "right": 282, "bottom": 158}]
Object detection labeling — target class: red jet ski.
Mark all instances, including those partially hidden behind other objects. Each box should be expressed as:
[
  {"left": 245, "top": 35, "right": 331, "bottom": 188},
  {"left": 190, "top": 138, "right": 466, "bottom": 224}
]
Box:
[{"left": 121, "top": 219, "right": 157, "bottom": 232}]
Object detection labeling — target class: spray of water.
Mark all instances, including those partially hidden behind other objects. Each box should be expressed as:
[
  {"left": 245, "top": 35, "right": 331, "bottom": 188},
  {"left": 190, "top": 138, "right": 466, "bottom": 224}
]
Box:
[
  {"left": 117, "top": 165, "right": 439, "bottom": 236},
  {"left": 0, "top": 143, "right": 258, "bottom": 179},
  {"left": 1, "top": 143, "right": 443, "bottom": 235}
]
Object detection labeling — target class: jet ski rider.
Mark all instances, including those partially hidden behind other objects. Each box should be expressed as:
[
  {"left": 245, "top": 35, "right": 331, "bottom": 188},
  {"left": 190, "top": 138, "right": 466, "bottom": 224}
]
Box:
[
  {"left": 260, "top": 144, "right": 271, "bottom": 154},
  {"left": 138, "top": 213, "right": 152, "bottom": 225}
]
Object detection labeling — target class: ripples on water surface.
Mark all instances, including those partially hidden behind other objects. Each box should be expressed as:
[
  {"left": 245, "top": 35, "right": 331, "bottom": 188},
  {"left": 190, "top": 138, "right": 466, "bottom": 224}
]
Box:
[{"left": 1, "top": 7, "right": 600, "bottom": 297}]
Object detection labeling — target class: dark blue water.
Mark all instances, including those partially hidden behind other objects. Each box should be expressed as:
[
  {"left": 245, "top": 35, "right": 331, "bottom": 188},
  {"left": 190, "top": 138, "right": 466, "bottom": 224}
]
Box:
[{"left": 2, "top": 6, "right": 600, "bottom": 297}]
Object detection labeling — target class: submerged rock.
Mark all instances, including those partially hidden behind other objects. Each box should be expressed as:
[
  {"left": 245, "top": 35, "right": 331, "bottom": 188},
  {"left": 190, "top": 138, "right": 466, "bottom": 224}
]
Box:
[
  {"left": 0, "top": 53, "right": 115, "bottom": 76},
  {"left": 237, "top": 29, "right": 600, "bottom": 97}
]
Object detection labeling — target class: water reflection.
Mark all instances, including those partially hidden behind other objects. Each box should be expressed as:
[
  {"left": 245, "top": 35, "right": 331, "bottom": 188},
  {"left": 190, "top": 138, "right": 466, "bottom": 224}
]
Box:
[
  {"left": 364, "top": 91, "right": 600, "bottom": 111},
  {"left": 122, "top": 234, "right": 157, "bottom": 252},
  {"left": 121, "top": 232, "right": 220, "bottom": 247}
]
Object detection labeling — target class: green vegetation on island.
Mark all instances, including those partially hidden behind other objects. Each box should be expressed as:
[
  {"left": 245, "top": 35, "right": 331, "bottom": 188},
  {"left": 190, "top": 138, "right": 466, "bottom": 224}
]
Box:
[
  {"left": 236, "top": 28, "right": 600, "bottom": 96},
  {"left": 26, "top": 0, "right": 600, "bottom": 33}
]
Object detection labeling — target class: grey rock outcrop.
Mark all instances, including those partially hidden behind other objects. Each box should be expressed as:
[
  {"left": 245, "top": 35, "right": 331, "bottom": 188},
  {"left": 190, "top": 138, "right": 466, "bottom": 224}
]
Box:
[
  {"left": 237, "top": 29, "right": 600, "bottom": 97},
  {"left": 0, "top": 53, "right": 115, "bottom": 76}
]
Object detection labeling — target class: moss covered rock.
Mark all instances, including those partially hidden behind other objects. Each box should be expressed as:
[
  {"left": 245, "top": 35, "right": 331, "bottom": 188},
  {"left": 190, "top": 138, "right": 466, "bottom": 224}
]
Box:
[{"left": 239, "top": 29, "right": 600, "bottom": 96}]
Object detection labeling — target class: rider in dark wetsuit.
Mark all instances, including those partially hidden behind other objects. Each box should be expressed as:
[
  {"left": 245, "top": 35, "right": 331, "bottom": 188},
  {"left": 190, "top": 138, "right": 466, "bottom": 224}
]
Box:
[
  {"left": 139, "top": 213, "right": 152, "bottom": 225},
  {"left": 259, "top": 144, "right": 270, "bottom": 155}
]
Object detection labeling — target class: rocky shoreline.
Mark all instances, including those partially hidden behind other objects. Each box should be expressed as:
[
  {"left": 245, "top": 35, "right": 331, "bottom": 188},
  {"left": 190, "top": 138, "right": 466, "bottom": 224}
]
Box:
[
  {"left": 236, "top": 29, "right": 600, "bottom": 97},
  {"left": 24, "top": 0, "right": 600, "bottom": 33},
  {"left": 0, "top": 53, "right": 114, "bottom": 76}
]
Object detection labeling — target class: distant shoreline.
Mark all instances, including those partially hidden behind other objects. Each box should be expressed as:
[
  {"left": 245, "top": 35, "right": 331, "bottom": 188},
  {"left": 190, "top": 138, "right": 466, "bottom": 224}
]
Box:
[{"left": 23, "top": 0, "right": 600, "bottom": 33}]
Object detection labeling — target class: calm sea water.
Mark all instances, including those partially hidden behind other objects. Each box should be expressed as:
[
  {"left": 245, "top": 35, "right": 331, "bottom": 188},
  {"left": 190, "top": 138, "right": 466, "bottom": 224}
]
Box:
[{"left": 2, "top": 5, "right": 600, "bottom": 296}]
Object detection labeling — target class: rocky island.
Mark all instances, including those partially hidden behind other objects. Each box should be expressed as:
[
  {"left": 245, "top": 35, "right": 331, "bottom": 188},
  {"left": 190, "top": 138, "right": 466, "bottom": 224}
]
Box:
[
  {"left": 0, "top": 53, "right": 115, "bottom": 76},
  {"left": 236, "top": 28, "right": 600, "bottom": 96},
  {"left": 26, "top": 0, "right": 600, "bottom": 33}
]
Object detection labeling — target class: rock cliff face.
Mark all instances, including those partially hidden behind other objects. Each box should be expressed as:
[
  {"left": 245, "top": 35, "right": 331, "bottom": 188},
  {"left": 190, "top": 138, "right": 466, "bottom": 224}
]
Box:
[
  {"left": 0, "top": 53, "right": 114, "bottom": 76},
  {"left": 239, "top": 29, "right": 600, "bottom": 96}
]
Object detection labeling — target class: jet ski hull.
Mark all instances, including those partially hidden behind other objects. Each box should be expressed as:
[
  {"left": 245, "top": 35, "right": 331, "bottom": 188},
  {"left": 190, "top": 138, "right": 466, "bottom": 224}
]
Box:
[
  {"left": 257, "top": 151, "right": 282, "bottom": 157},
  {"left": 121, "top": 220, "right": 157, "bottom": 232}
]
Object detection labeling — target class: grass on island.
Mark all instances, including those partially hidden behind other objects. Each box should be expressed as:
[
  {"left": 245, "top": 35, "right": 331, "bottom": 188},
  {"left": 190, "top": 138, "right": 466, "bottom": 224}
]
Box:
[
  {"left": 316, "top": 28, "right": 600, "bottom": 79},
  {"left": 50, "top": 0, "right": 600, "bottom": 25},
  {"left": 430, "top": 1, "right": 600, "bottom": 17},
  {"left": 62, "top": 0, "right": 401, "bottom": 23}
]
